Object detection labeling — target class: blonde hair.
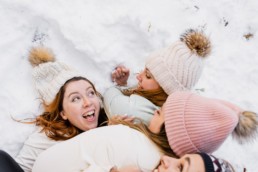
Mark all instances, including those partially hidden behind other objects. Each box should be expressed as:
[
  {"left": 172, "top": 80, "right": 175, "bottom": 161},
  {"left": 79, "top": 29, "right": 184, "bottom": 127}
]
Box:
[
  {"left": 108, "top": 117, "right": 177, "bottom": 158},
  {"left": 122, "top": 87, "right": 168, "bottom": 107}
]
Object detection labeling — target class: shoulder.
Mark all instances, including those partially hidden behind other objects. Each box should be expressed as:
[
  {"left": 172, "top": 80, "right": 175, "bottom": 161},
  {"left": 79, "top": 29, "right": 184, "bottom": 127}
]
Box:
[{"left": 23, "top": 128, "right": 59, "bottom": 148}]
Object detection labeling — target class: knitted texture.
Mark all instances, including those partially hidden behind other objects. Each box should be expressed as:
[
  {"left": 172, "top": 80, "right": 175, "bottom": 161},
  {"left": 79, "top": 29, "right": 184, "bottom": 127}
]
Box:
[
  {"left": 198, "top": 153, "right": 235, "bottom": 172},
  {"left": 29, "top": 47, "right": 82, "bottom": 105},
  {"left": 164, "top": 91, "right": 241, "bottom": 157},
  {"left": 145, "top": 29, "right": 210, "bottom": 95}
]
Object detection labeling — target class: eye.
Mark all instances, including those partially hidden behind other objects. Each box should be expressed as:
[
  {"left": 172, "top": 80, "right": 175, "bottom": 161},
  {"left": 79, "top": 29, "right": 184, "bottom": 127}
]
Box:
[
  {"left": 145, "top": 69, "right": 153, "bottom": 79},
  {"left": 72, "top": 96, "right": 81, "bottom": 102},
  {"left": 178, "top": 164, "right": 183, "bottom": 172},
  {"left": 145, "top": 73, "right": 151, "bottom": 79},
  {"left": 156, "top": 109, "right": 161, "bottom": 115},
  {"left": 87, "top": 90, "right": 96, "bottom": 97}
]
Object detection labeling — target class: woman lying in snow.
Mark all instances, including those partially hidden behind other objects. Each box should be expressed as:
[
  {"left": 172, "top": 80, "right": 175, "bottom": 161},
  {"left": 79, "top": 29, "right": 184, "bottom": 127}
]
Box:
[
  {"left": 103, "top": 28, "right": 211, "bottom": 125},
  {"left": 0, "top": 47, "right": 108, "bottom": 172},
  {"left": 33, "top": 91, "right": 257, "bottom": 172}
]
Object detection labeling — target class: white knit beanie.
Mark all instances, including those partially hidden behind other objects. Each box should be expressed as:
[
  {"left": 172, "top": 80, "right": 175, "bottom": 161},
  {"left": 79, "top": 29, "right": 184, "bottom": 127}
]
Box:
[
  {"left": 29, "top": 47, "right": 82, "bottom": 105},
  {"left": 146, "top": 29, "right": 211, "bottom": 95}
]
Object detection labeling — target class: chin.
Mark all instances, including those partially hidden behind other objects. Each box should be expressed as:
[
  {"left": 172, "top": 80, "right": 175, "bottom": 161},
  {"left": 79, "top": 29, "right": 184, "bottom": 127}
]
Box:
[{"left": 88, "top": 123, "right": 98, "bottom": 130}]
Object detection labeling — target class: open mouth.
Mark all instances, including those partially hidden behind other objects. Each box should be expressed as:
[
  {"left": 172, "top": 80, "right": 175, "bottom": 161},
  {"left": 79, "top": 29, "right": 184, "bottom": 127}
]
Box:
[{"left": 82, "top": 111, "right": 95, "bottom": 122}]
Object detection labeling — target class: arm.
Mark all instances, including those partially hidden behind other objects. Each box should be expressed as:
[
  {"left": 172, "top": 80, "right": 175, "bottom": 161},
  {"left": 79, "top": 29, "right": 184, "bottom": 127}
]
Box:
[
  {"left": 110, "top": 165, "right": 141, "bottom": 172},
  {"left": 103, "top": 86, "right": 132, "bottom": 117},
  {"left": 15, "top": 129, "right": 58, "bottom": 172},
  {"left": 103, "top": 86, "right": 158, "bottom": 124}
]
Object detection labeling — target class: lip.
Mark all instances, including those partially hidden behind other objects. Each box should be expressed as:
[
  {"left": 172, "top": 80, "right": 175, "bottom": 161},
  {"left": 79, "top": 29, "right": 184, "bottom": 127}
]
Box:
[{"left": 82, "top": 109, "right": 96, "bottom": 121}]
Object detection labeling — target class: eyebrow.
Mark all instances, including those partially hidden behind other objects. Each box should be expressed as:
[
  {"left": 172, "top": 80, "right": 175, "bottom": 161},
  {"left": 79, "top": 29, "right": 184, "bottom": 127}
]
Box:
[
  {"left": 145, "top": 68, "right": 154, "bottom": 77},
  {"left": 67, "top": 86, "right": 93, "bottom": 98}
]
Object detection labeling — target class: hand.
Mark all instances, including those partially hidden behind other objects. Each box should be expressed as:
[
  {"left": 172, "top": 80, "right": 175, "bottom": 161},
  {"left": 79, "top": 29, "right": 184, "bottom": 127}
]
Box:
[
  {"left": 113, "top": 114, "right": 135, "bottom": 123},
  {"left": 111, "top": 65, "right": 130, "bottom": 86},
  {"left": 112, "top": 165, "right": 142, "bottom": 172}
]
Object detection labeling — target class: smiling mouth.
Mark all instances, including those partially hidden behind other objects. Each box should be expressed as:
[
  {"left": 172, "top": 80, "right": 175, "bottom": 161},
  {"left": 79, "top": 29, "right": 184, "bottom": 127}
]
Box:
[{"left": 82, "top": 111, "right": 95, "bottom": 122}]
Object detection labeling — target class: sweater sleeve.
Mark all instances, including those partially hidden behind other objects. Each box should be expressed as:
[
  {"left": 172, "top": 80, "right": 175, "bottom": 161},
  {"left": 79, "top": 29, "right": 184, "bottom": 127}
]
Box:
[
  {"left": 103, "top": 86, "right": 130, "bottom": 117},
  {"left": 15, "top": 129, "right": 58, "bottom": 172},
  {"left": 103, "top": 86, "right": 159, "bottom": 124}
]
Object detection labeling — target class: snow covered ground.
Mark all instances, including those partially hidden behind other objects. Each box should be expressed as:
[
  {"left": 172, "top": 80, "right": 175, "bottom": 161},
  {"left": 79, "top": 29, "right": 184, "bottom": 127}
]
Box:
[{"left": 0, "top": 0, "right": 257, "bottom": 171}]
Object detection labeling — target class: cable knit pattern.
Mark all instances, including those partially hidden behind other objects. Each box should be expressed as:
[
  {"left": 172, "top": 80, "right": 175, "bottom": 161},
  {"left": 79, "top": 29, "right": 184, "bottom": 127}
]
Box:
[
  {"left": 146, "top": 29, "right": 210, "bottom": 95},
  {"left": 32, "top": 61, "right": 82, "bottom": 105}
]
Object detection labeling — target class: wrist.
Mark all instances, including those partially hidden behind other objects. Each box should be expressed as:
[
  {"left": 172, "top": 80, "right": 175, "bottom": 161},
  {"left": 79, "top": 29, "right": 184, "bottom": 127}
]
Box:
[
  {"left": 110, "top": 166, "right": 119, "bottom": 172},
  {"left": 119, "top": 82, "right": 127, "bottom": 86}
]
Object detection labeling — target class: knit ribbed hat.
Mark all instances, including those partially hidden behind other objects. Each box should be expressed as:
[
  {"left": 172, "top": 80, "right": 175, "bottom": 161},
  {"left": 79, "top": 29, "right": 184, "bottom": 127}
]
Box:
[
  {"left": 29, "top": 47, "right": 82, "bottom": 105},
  {"left": 164, "top": 91, "right": 241, "bottom": 157},
  {"left": 198, "top": 153, "right": 234, "bottom": 172},
  {"left": 145, "top": 29, "right": 211, "bottom": 95}
]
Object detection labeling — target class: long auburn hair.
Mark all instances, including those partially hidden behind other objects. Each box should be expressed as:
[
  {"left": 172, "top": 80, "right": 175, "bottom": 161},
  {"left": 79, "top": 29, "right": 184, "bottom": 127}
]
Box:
[
  {"left": 122, "top": 87, "right": 168, "bottom": 107},
  {"left": 108, "top": 117, "right": 177, "bottom": 158},
  {"left": 35, "top": 76, "right": 107, "bottom": 141}
]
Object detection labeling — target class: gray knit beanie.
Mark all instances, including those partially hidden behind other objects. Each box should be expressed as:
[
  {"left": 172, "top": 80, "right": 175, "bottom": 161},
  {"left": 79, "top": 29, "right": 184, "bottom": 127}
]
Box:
[
  {"left": 29, "top": 47, "right": 82, "bottom": 105},
  {"left": 145, "top": 29, "right": 211, "bottom": 95}
]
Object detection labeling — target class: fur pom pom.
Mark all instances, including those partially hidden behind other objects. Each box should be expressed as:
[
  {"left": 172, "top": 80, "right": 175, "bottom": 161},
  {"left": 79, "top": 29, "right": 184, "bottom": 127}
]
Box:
[
  {"left": 29, "top": 47, "right": 55, "bottom": 67},
  {"left": 233, "top": 111, "right": 258, "bottom": 144},
  {"left": 180, "top": 29, "right": 211, "bottom": 58}
]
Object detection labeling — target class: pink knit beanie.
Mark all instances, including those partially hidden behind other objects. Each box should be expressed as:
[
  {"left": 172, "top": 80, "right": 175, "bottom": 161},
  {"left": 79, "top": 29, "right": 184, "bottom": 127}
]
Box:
[
  {"left": 145, "top": 29, "right": 211, "bottom": 95},
  {"left": 164, "top": 91, "right": 242, "bottom": 157}
]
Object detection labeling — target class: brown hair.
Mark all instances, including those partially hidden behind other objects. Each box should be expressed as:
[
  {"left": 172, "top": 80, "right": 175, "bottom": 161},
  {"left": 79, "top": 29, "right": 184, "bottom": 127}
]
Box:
[
  {"left": 108, "top": 117, "right": 177, "bottom": 158},
  {"left": 122, "top": 87, "right": 168, "bottom": 107},
  {"left": 35, "top": 76, "right": 107, "bottom": 141}
]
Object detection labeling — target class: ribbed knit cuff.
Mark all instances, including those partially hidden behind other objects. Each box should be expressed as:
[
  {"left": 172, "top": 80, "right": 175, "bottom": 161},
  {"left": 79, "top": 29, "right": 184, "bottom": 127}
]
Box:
[{"left": 197, "top": 153, "right": 214, "bottom": 172}]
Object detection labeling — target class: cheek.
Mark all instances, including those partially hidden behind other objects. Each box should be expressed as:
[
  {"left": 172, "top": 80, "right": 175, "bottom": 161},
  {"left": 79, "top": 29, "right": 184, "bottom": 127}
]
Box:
[
  {"left": 151, "top": 81, "right": 160, "bottom": 89},
  {"left": 92, "top": 97, "right": 101, "bottom": 109},
  {"left": 148, "top": 118, "right": 160, "bottom": 133},
  {"left": 63, "top": 103, "right": 81, "bottom": 116},
  {"left": 144, "top": 80, "right": 160, "bottom": 90}
]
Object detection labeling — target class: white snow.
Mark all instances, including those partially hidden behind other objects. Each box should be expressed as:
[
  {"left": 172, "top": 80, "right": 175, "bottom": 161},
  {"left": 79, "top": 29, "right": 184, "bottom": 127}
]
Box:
[{"left": 0, "top": 0, "right": 257, "bottom": 171}]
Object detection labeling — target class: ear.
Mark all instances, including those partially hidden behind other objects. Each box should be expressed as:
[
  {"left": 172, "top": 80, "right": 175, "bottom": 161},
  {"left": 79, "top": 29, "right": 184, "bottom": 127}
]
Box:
[{"left": 60, "top": 111, "right": 68, "bottom": 120}]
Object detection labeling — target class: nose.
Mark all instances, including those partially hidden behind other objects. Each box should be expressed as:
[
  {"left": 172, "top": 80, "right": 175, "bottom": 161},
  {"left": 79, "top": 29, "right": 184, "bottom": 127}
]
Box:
[
  {"left": 136, "top": 71, "right": 143, "bottom": 81},
  {"left": 159, "top": 155, "right": 178, "bottom": 170},
  {"left": 82, "top": 97, "right": 92, "bottom": 107}
]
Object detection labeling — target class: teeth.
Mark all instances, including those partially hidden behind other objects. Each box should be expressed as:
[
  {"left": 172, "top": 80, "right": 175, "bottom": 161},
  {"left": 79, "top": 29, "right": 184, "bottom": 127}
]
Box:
[
  {"left": 82, "top": 111, "right": 94, "bottom": 118},
  {"left": 86, "top": 111, "right": 94, "bottom": 116}
]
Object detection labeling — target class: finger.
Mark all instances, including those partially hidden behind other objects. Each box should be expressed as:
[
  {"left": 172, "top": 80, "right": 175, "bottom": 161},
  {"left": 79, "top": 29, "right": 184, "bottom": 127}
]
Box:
[
  {"left": 124, "top": 116, "right": 135, "bottom": 122},
  {"left": 116, "top": 67, "right": 123, "bottom": 76},
  {"left": 111, "top": 69, "right": 120, "bottom": 76},
  {"left": 122, "top": 67, "right": 130, "bottom": 74},
  {"left": 120, "top": 114, "right": 128, "bottom": 120}
]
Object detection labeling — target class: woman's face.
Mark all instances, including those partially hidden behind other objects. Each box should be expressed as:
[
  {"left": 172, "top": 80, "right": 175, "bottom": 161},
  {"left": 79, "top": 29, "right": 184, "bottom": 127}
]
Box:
[
  {"left": 148, "top": 107, "right": 165, "bottom": 133},
  {"left": 155, "top": 154, "right": 205, "bottom": 172},
  {"left": 136, "top": 68, "right": 160, "bottom": 91},
  {"left": 61, "top": 80, "right": 100, "bottom": 131}
]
